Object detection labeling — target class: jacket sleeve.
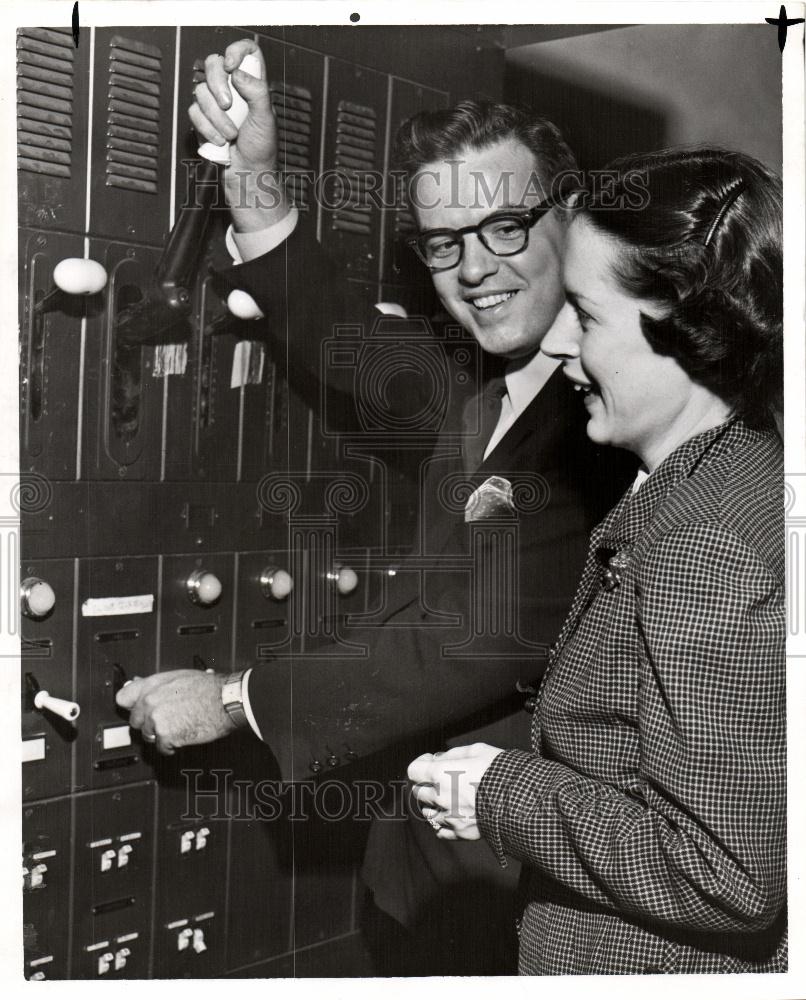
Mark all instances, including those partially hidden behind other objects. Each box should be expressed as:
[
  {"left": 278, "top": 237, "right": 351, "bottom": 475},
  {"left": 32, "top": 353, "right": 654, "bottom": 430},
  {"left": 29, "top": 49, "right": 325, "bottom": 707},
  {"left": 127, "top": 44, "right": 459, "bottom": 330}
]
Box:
[
  {"left": 245, "top": 573, "right": 544, "bottom": 781},
  {"left": 477, "top": 522, "right": 786, "bottom": 934},
  {"left": 213, "top": 225, "right": 439, "bottom": 432}
]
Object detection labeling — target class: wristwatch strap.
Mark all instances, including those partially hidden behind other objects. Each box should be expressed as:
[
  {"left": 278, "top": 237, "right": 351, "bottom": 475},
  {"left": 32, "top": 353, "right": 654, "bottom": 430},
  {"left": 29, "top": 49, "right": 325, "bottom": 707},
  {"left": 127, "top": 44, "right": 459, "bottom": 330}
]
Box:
[{"left": 221, "top": 671, "right": 249, "bottom": 729}]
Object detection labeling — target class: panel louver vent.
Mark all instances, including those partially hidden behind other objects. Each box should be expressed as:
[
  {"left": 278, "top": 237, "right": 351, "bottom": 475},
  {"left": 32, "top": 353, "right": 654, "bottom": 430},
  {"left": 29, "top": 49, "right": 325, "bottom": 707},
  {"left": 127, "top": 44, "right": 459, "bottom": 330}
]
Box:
[
  {"left": 333, "top": 100, "right": 376, "bottom": 235},
  {"left": 269, "top": 82, "right": 313, "bottom": 211},
  {"left": 17, "top": 27, "right": 75, "bottom": 179},
  {"left": 394, "top": 175, "right": 417, "bottom": 239},
  {"left": 105, "top": 34, "right": 162, "bottom": 194}
]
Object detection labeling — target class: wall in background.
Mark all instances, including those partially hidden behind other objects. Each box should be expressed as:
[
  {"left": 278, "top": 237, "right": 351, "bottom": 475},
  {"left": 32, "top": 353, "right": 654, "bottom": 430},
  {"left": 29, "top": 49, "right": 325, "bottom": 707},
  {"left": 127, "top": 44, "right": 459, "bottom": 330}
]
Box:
[{"left": 505, "top": 24, "right": 782, "bottom": 173}]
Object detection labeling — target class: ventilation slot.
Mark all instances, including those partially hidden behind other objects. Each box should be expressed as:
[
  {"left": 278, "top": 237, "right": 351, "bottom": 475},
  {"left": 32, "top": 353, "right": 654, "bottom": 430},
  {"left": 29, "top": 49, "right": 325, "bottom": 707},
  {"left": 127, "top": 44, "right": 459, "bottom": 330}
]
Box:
[
  {"left": 17, "top": 27, "right": 75, "bottom": 179},
  {"left": 394, "top": 174, "right": 417, "bottom": 240},
  {"left": 333, "top": 101, "right": 377, "bottom": 235},
  {"left": 269, "top": 82, "right": 313, "bottom": 211},
  {"left": 105, "top": 34, "right": 162, "bottom": 194}
]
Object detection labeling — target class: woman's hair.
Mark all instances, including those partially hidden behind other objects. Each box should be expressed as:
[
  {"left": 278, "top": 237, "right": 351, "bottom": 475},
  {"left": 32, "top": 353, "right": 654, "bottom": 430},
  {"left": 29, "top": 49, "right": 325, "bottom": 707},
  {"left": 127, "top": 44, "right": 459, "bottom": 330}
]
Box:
[
  {"left": 392, "top": 99, "right": 578, "bottom": 196},
  {"left": 574, "top": 148, "right": 783, "bottom": 432}
]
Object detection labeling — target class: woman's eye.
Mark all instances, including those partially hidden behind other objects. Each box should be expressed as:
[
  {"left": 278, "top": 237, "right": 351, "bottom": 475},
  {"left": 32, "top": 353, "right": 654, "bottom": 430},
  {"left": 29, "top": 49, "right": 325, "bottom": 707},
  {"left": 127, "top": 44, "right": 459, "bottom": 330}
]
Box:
[{"left": 574, "top": 307, "right": 592, "bottom": 330}]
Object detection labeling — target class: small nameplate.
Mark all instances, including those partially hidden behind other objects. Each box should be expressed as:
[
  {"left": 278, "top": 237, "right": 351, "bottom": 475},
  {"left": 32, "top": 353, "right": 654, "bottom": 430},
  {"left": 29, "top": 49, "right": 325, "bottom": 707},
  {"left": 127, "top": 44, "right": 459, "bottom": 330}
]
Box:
[
  {"left": 102, "top": 725, "right": 132, "bottom": 750},
  {"left": 82, "top": 595, "right": 154, "bottom": 617},
  {"left": 22, "top": 737, "right": 46, "bottom": 763}
]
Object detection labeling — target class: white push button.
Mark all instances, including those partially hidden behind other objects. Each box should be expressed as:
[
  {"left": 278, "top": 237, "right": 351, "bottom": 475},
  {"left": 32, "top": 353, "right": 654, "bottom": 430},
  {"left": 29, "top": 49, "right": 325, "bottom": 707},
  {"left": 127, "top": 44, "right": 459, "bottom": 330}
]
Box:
[
  {"left": 53, "top": 258, "right": 108, "bottom": 295},
  {"left": 260, "top": 566, "right": 293, "bottom": 601},
  {"left": 195, "top": 827, "right": 210, "bottom": 851},
  {"left": 20, "top": 578, "right": 56, "bottom": 619},
  {"left": 186, "top": 570, "right": 223, "bottom": 606},
  {"left": 100, "top": 849, "right": 116, "bottom": 873},
  {"left": 97, "top": 952, "right": 114, "bottom": 976},
  {"left": 180, "top": 831, "right": 195, "bottom": 854},
  {"left": 192, "top": 928, "right": 207, "bottom": 954}
]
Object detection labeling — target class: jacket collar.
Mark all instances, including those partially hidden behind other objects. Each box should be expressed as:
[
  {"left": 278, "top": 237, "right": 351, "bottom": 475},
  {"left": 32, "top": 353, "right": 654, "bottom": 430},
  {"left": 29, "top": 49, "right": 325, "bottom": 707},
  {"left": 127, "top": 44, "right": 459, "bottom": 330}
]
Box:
[{"left": 595, "top": 418, "right": 748, "bottom": 552}]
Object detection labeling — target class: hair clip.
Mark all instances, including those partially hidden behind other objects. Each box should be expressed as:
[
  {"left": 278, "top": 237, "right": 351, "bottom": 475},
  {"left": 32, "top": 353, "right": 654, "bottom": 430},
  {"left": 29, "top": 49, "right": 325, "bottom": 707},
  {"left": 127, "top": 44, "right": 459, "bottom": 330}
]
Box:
[{"left": 702, "top": 179, "right": 747, "bottom": 247}]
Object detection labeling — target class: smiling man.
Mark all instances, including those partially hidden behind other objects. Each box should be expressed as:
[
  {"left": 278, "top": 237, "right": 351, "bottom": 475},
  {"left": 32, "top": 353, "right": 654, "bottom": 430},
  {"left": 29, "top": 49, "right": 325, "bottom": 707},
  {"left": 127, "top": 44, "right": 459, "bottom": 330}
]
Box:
[{"left": 117, "top": 39, "right": 633, "bottom": 975}]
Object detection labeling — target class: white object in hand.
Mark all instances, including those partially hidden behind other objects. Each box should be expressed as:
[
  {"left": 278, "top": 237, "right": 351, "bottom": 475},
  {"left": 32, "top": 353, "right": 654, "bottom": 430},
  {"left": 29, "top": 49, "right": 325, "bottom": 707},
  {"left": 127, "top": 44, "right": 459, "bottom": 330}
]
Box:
[
  {"left": 227, "top": 288, "right": 265, "bottom": 320},
  {"left": 33, "top": 690, "right": 81, "bottom": 722},
  {"left": 198, "top": 52, "right": 262, "bottom": 165},
  {"left": 52, "top": 258, "right": 108, "bottom": 295}
]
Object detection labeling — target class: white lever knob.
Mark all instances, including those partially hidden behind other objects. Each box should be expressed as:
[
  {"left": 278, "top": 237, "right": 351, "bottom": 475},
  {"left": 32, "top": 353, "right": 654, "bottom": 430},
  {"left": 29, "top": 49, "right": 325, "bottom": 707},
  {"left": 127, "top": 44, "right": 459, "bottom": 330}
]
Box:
[
  {"left": 329, "top": 566, "right": 358, "bottom": 596},
  {"left": 21, "top": 578, "right": 56, "bottom": 619},
  {"left": 198, "top": 53, "right": 262, "bottom": 165},
  {"left": 260, "top": 566, "right": 293, "bottom": 601},
  {"left": 186, "top": 569, "right": 223, "bottom": 606},
  {"left": 226, "top": 289, "right": 265, "bottom": 320},
  {"left": 33, "top": 690, "right": 80, "bottom": 722},
  {"left": 52, "top": 258, "right": 108, "bottom": 295}
]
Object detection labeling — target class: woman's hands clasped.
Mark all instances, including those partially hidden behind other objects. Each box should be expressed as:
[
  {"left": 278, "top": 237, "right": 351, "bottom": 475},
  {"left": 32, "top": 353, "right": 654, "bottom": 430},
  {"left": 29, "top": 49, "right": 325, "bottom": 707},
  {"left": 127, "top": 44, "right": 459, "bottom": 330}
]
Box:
[{"left": 408, "top": 743, "right": 505, "bottom": 840}]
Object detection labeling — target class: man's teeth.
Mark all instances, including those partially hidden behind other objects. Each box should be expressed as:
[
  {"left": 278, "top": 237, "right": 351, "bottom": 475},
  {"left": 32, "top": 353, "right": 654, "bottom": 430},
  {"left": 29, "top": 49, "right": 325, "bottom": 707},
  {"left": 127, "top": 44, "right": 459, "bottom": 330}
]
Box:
[{"left": 471, "top": 292, "right": 515, "bottom": 310}]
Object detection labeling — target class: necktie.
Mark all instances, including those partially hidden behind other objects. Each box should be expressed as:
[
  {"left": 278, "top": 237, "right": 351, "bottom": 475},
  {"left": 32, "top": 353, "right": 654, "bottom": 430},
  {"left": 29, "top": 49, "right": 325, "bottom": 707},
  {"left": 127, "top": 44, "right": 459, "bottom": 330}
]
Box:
[{"left": 462, "top": 376, "right": 507, "bottom": 473}]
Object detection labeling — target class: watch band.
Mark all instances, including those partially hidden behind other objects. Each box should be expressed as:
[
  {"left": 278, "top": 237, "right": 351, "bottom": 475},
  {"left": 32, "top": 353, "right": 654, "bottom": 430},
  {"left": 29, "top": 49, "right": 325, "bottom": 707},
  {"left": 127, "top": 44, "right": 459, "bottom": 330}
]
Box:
[{"left": 221, "top": 671, "right": 249, "bottom": 729}]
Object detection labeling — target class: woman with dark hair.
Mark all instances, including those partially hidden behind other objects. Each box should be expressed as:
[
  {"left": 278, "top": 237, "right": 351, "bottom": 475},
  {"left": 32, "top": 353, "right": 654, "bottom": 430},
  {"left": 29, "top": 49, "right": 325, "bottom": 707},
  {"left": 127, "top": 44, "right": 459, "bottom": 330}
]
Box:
[{"left": 409, "top": 148, "right": 786, "bottom": 975}]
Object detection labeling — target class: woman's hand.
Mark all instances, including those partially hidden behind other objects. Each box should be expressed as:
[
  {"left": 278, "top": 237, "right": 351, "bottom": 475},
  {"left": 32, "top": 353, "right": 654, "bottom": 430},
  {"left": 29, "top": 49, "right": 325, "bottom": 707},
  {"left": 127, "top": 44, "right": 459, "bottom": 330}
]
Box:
[{"left": 408, "top": 743, "right": 505, "bottom": 840}]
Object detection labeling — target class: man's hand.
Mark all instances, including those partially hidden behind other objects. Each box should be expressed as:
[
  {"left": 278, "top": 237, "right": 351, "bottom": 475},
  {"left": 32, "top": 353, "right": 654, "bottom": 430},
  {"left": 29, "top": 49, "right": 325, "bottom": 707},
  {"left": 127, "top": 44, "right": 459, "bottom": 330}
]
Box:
[
  {"left": 408, "top": 743, "right": 505, "bottom": 841},
  {"left": 115, "top": 670, "right": 236, "bottom": 756},
  {"left": 189, "top": 38, "right": 291, "bottom": 231}
]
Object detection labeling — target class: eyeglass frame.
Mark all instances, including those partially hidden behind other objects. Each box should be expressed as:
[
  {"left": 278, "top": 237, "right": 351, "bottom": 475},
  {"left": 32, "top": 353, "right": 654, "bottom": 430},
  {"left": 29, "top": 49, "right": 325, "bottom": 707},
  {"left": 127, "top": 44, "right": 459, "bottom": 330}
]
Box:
[{"left": 406, "top": 196, "right": 558, "bottom": 272}]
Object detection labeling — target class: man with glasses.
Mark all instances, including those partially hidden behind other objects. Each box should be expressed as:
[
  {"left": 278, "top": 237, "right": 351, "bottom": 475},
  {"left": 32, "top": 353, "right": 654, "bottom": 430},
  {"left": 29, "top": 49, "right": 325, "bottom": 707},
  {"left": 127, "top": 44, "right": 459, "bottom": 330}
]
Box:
[{"left": 118, "top": 39, "right": 631, "bottom": 974}]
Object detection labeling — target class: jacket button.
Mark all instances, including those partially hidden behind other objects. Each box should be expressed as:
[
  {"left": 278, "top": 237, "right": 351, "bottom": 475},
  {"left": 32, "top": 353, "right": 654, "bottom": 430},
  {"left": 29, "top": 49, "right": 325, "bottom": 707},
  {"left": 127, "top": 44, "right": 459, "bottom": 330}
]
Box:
[{"left": 309, "top": 759, "right": 322, "bottom": 774}]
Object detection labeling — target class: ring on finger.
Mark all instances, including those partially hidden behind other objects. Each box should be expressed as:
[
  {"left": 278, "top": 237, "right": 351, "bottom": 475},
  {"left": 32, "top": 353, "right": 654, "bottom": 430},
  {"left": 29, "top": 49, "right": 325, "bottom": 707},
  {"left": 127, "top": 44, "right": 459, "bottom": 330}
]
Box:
[{"left": 141, "top": 732, "right": 157, "bottom": 743}]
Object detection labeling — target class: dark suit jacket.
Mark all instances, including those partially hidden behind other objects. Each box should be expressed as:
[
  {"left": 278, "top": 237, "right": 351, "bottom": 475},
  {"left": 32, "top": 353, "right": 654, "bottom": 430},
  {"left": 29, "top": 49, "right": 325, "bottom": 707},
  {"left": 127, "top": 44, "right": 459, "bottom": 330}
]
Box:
[
  {"left": 478, "top": 421, "right": 786, "bottom": 974},
  {"left": 215, "top": 223, "right": 633, "bottom": 784}
]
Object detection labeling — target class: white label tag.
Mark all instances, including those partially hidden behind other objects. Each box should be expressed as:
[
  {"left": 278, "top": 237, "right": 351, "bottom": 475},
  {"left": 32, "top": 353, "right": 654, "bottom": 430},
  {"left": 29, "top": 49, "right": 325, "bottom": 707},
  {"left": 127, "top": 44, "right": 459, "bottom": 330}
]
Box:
[
  {"left": 81, "top": 594, "right": 154, "bottom": 617},
  {"left": 102, "top": 725, "right": 132, "bottom": 750},
  {"left": 23, "top": 737, "right": 46, "bottom": 763},
  {"left": 230, "top": 341, "right": 266, "bottom": 388},
  {"left": 153, "top": 343, "right": 188, "bottom": 377}
]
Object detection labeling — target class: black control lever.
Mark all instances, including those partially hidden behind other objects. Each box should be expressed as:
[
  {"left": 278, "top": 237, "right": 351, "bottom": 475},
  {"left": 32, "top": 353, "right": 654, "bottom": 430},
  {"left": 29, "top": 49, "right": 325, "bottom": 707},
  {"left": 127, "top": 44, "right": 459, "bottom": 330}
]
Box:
[{"left": 113, "top": 158, "right": 222, "bottom": 346}]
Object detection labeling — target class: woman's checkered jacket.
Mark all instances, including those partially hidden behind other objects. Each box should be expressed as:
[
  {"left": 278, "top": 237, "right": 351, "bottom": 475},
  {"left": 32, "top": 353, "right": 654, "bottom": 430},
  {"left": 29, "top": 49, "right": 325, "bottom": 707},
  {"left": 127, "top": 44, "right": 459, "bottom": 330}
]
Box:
[{"left": 478, "top": 419, "right": 786, "bottom": 975}]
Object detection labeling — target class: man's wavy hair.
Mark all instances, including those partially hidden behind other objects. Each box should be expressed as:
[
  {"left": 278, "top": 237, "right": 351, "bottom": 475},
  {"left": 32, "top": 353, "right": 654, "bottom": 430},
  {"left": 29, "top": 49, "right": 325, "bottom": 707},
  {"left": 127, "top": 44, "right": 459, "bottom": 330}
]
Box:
[
  {"left": 575, "top": 148, "right": 783, "bottom": 433},
  {"left": 392, "top": 99, "right": 578, "bottom": 195}
]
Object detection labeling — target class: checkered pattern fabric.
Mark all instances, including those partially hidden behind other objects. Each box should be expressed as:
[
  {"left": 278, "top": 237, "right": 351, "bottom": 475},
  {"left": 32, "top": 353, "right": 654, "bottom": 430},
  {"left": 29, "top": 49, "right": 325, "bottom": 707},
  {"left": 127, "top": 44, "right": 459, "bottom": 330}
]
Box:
[{"left": 477, "top": 420, "right": 787, "bottom": 975}]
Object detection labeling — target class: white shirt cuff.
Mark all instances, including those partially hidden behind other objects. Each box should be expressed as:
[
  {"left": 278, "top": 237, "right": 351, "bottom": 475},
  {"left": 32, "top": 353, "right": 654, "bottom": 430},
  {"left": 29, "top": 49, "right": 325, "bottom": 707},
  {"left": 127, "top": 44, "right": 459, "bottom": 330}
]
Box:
[
  {"left": 225, "top": 206, "right": 300, "bottom": 264},
  {"left": 240, "top": 667, "right": 263, "bottom": 741}
]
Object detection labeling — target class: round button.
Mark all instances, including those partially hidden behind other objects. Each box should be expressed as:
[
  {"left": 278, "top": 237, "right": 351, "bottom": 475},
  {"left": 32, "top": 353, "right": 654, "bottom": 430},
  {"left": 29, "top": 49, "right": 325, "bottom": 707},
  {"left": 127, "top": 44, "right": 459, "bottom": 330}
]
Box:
[
  {"left": 20, "top": 578, "right": 56, "bottom": 619},
  {"left": 227, "top": 289, "right": 265, "bottom": 320},
  {"left": 187, "top": 570, "right": 223, "bottom": 606},
  {"left": 53, "top": 257, "right": 107, "bottom": 295},
  {"left": 260, "top": 567, "right": 293, "bottom": 601},
  {"left": 329, "top": 566, "right": 358, "bottom": 596}
]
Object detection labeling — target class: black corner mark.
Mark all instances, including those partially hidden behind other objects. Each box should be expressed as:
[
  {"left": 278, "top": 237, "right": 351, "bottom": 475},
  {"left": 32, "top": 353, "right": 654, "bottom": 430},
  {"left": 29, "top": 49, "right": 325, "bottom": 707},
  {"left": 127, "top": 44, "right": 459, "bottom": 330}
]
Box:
[
  {"left": 766, "top": 4, "right": 804, "bottom": 52},
  {"left": 72, "top": 1, "right": 79, "bottom": 48}
]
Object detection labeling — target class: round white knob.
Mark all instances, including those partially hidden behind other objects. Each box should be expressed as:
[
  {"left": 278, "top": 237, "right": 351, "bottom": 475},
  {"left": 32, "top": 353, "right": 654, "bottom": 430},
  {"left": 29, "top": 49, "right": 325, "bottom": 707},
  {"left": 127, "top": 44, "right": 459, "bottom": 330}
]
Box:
[
  {"left": 329, "top": 566, "right": 358, "bottom": 596},
  {"left": 227, "top": 289, "right": 265, "bottom": 320},
  {"left": 198, "top": 53, "right": 262, "bottom": 164},
  {"left": 33, "top": 690, "right": 80, "bottom": 722},
  {"left": 260, "top": 566, "right": 293, "bottom": 601},
  {"left": 20, "top": 578, "right": 56, "bottom": 619},
  {"left": 52, "top": 258, "right": 108, "bottom": 295},
  {"left": 186, "top": 570, "right": 223, "bottom": 606}
]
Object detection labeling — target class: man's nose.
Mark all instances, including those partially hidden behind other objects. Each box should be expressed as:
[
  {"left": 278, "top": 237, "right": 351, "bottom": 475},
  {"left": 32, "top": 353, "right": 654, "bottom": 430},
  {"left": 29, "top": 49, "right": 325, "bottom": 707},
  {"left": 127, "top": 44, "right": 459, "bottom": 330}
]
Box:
[
  {"left": 540, "top": 303, "right": 581, "bottom": 359},
  {"left": 457, "top": 234, "right": 499, "bottom": 285}
]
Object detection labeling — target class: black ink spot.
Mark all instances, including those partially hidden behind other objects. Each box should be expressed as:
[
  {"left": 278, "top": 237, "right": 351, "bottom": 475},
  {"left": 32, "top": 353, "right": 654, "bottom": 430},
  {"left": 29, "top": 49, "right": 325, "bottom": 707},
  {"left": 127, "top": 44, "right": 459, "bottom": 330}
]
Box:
[{"left": 350, "top": 12, "right": 360, "bottom": 23}]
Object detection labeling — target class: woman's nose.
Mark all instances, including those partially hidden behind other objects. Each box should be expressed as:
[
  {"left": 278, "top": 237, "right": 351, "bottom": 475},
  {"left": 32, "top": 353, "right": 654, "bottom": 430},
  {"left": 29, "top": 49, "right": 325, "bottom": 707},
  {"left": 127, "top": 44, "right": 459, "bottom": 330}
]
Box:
[
  {"left": 457, "top": 234, "right": 499, "bottom": 285},
  {"left": 541, "top": 303, "right": 581, "bottom": 358}
]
